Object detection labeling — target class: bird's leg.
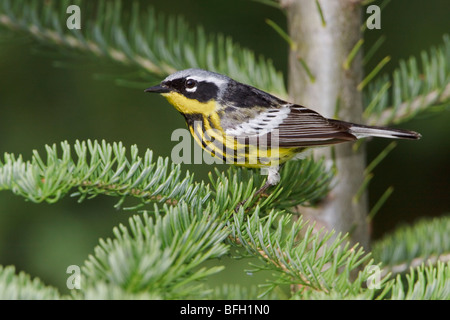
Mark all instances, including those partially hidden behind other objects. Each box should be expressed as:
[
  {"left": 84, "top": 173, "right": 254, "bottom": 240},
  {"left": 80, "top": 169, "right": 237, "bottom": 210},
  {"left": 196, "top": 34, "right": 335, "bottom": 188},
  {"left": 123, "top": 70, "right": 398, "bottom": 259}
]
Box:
[{"left": 234, "top": 166, "right": 280, "bottom": 213}]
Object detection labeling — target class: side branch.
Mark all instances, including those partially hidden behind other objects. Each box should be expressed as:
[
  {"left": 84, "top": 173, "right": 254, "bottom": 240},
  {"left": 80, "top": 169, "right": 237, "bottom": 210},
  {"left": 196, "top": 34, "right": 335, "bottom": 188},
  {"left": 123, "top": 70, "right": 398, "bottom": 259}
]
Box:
[{"left": 367, "top": 83, "right": 450, "bottom": 126}]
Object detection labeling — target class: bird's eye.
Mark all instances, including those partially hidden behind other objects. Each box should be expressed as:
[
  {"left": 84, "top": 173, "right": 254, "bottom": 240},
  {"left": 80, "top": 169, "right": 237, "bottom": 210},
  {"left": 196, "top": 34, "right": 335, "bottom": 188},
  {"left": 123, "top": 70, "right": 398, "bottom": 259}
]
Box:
[{"left": 185, "top": 79, "right": 197, "bottom": 89}]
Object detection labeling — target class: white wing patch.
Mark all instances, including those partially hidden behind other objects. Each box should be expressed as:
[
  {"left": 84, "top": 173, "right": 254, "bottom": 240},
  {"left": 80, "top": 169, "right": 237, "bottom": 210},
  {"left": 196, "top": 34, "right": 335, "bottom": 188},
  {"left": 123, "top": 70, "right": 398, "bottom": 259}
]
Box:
[{"left": 225, "top": 105, "right": 291, "bottom": 136}]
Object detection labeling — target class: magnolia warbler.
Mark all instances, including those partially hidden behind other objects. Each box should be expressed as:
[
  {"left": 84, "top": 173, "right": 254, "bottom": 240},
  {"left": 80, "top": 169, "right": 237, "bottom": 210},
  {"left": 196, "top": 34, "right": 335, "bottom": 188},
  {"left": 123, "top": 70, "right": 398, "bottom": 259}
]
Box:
[{"left": 145, "top": 69, "right": 420, "bottom": 205}]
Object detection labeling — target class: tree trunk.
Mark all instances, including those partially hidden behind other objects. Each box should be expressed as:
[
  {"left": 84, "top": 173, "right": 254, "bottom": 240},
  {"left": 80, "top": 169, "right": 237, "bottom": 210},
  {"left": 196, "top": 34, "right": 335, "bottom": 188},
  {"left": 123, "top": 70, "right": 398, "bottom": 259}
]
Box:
[{"left": 283, "top": 0, "right": 369, "bottom": 249}]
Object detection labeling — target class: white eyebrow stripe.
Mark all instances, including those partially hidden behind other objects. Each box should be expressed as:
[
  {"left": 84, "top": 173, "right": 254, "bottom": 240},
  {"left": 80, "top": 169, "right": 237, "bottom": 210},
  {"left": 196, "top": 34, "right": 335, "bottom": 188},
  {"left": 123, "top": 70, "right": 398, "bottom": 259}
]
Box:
[
  {"left": 225, "top": 106, "right": 291, "bottom": 136},
  {"left": 187, "top": 75, "right": 227, "bottom": 86}
]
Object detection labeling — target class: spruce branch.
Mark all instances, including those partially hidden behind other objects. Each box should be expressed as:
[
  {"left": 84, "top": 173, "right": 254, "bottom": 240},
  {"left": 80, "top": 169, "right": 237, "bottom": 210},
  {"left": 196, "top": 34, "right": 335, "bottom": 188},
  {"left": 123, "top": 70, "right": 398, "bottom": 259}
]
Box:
[
  {"left": 81, "top": 206, "right": 229, "bottom": 299},
  {"left": 0, "top": 140, "right": 208, "bottom": 209},
  {"left": 229, "top": 207, "right": 387, "bottom": 298},
  {"left": 78, "top": 282, "right": 160, "bottom": 300},
  {"left": 209, "top": 159, "right": 333, "bottom": 214},
  {"left": 389, "top": 262, "right": 450, "bottom": 300},
  {"left": 1, "top": 0, "right": 447, "bottom": 301},
  {"left": 372, "top": 215, "right": 450, "bottom": 277},
  {"left": 0, "top": 0, "right": 286, "bottom": 95},
  {"left": 364, "top": 35, "right": 450, "bottom": 126},
  {"left": 0, "top": 140, "right": 333, "bottom": 215},
  {"left": 0, "top": 266, "right": 62, "bottom": 300},
  {"left": 205, "top": 284, "right": 282, "bottom": 300},
  {"left": 0, "top": 140, "right": 345, "bottom": 299},
  {"left": 78, "top": 201, "right": 376, "bottom": 299}
]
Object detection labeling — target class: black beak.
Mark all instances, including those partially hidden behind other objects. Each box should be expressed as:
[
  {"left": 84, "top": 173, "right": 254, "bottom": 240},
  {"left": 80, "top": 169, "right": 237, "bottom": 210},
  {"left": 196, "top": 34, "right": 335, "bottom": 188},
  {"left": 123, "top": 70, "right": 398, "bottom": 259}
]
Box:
[{"left": 144, "top": 84, "right": 171, "bottom": 94}]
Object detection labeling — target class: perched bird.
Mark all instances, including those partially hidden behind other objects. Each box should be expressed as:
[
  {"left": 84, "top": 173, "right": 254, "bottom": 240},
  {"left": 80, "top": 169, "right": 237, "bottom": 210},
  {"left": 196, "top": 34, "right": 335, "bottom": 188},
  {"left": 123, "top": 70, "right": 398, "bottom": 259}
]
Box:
[{"left": 145, "top": 68, "right": 420, "bottom": 205}]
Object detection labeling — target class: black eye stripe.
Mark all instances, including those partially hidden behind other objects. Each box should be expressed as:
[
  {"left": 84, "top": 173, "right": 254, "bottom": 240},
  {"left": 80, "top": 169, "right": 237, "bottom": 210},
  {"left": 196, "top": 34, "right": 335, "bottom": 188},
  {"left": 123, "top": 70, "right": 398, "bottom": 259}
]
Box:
[
  {"left": 164, "top": 78, "right": 219, "bottom": 102},
  {"left": 186, "top": 81, "right": 219, "bottom": 103}
]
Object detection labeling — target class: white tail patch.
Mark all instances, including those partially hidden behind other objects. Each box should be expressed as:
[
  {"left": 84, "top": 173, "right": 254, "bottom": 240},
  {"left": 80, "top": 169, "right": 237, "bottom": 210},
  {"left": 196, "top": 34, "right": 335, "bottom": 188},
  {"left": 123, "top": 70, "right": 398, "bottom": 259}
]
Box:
[{"left": 349, "top": 124, "right": 421, "bottom": 140}]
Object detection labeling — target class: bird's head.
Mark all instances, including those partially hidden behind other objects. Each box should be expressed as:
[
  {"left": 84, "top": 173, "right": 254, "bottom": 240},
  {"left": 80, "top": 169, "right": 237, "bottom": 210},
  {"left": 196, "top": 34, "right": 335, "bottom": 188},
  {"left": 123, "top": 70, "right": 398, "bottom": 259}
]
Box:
[{"left": 145, "top": 68, "right": 230, "bottom": 115}]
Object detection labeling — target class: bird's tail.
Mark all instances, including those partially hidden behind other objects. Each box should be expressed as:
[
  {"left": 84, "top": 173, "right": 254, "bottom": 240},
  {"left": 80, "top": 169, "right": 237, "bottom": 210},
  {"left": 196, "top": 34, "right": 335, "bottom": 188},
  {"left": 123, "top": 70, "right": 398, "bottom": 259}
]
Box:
[{"left": 329, "top": 120, "right": 421, "bottom": 140}]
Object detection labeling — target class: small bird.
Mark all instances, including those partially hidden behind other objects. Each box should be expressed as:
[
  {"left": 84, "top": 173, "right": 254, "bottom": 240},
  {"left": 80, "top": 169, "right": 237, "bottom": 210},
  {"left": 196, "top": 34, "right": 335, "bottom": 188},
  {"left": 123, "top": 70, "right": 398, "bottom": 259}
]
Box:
[{"left": 145, "top": 68, "right": 420, "bottom": 205}]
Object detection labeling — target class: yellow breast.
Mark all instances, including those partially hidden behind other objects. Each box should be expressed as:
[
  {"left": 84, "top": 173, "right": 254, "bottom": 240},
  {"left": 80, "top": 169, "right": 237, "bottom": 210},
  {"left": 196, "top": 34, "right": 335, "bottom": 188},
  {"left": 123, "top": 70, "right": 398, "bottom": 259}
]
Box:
[
  {"left": 189, "top": 120, "right": 297, "bottom": 168},
  {"left": 162, "top": 91, "right": 298, "bottom": 167}
]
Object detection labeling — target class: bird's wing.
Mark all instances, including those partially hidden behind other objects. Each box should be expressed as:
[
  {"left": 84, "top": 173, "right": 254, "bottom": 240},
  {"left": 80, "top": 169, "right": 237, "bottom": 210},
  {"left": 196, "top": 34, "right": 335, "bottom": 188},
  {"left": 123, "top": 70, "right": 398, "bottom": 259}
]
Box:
[
  {"left": 223, "top": 105, "right": 291, "bottom": 136},
  {"left": 223, "top": 104, "right": 356, "bottom": 147}
]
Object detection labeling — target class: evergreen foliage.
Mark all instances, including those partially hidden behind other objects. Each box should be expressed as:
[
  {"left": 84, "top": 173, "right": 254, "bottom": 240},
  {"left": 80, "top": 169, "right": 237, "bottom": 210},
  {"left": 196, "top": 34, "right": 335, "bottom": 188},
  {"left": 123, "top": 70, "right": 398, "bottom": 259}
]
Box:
[
  {"left": 364, "top": 35, "right": 450, "bottom": 126},
  {"left": 0, "top": 0, "right": 448, "bottom": 300},
  {"left": 373, "top": 216, "right": 450, "bottom": 275},
  {"left": 0, "top": 265, "right": 62, "bottom": 300},
  {"left": 0, "top": 0, "right": 286, "bottom": 95}
]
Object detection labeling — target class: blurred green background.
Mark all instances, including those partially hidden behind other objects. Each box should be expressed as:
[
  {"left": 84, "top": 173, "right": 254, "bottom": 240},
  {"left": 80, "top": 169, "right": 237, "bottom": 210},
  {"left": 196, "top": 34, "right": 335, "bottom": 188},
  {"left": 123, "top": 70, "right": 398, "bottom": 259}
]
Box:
[{"left": 0, "top": 0, "right": 449, "bottom": 293}]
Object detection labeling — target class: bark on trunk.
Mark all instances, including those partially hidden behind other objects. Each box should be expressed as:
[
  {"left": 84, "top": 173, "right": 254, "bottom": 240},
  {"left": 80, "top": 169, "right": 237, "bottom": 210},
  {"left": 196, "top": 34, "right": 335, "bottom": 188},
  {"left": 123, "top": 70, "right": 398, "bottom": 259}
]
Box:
[{"left": 282, "top": 0, "right": 369, "bottom": 249}]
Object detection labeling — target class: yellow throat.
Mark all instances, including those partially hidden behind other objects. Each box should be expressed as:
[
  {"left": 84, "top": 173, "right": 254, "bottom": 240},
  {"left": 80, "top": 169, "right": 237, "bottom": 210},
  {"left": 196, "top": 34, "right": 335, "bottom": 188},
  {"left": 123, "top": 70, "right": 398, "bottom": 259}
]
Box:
[{"left": 162, "top": 92, "right": 216, "bottom": 115}]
